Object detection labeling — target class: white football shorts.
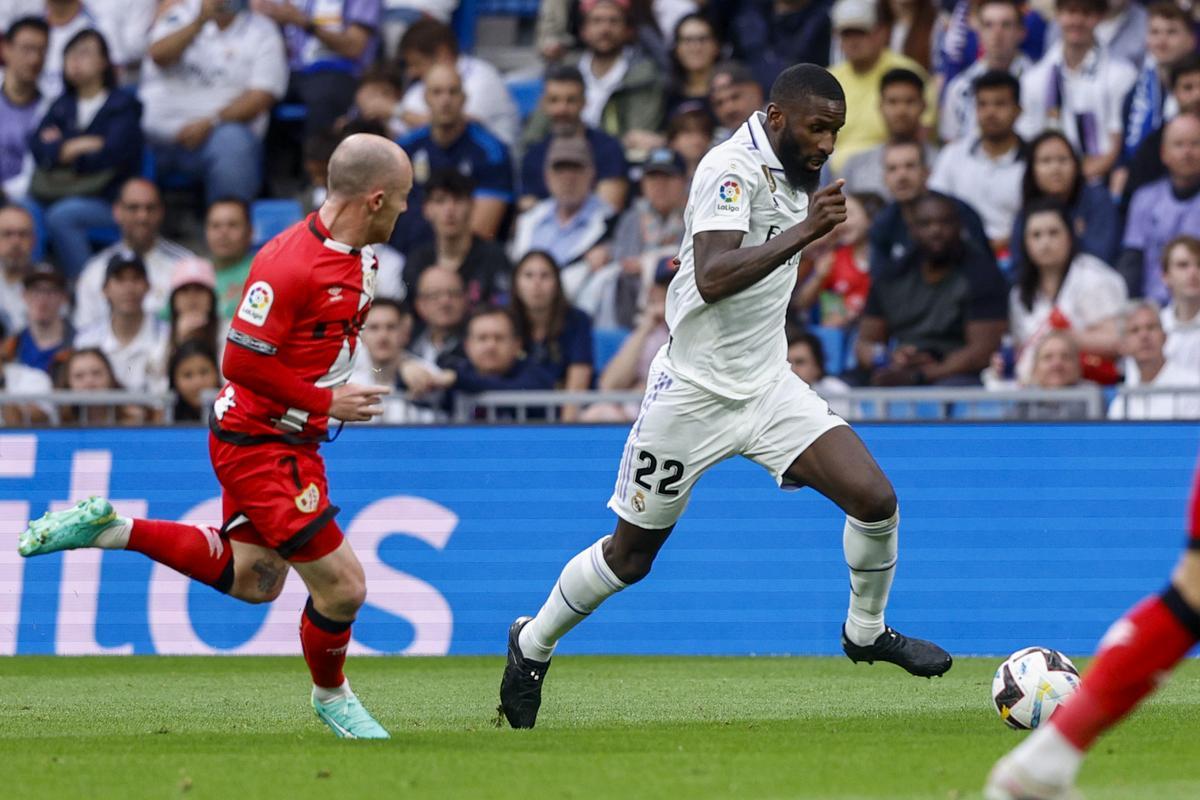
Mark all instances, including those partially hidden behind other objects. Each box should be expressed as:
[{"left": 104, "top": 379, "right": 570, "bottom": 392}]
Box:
[{"left": 607, "top": 353, "right": 848, "bottom": 530}]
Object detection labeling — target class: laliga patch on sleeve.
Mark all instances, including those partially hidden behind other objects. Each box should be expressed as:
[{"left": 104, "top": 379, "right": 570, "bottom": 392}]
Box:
[
  {"left": 714, "top": 176, "right": 744, "bottom": 215},
  {"left": 237, "top": 281, "right": 274, "bottom": 327}
]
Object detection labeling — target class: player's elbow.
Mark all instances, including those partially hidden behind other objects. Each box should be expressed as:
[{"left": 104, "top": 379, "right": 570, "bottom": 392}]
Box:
[{"left": 693, "top": 272, "right": 720, "bottom": 304}]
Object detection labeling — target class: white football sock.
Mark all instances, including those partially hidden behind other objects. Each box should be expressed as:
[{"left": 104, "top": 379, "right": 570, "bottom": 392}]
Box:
[
  {"left": 843, "top": 508, "right": 899, "bottom": 647},
  {"left": 94, "top": 516, "right": 132, "bottom": 550},
  {"left": 1009, "top": 724, "right": 1084, "bottom": 788},
  {"left": 518, "top": 536, "right": 627, "bottom": 662},
  {"left": 312, "top": 679, "right": 353, "bottom": 704}
]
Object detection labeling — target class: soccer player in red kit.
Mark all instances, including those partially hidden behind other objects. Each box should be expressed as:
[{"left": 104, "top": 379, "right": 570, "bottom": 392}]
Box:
[
  {"left": 18, "top": 134, "right": 414, "bottom": 740},
  {"left": 985, "top": 461, "right": 1200, "bottom": 799}
]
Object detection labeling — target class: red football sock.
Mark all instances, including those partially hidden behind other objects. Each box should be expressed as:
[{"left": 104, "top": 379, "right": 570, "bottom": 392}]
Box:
[
  {"left": 127, "top": 519, "right": 234, "bottom": 592},
  {"left": 1052, "top": 586, "right": 1200, "bottom": 751},
  {"left": 300, "top": 597, "right": 352, "bottom": 689}
]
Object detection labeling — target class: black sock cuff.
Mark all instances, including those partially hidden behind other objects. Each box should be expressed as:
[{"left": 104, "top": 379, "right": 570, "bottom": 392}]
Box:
[
  {"left": 1161, "top": 585, "right": 1200, "bottom": 640},
  {"left": 212, "top": 555, "right": 236, "bottom": 595},
  {"left": 303, "top": 596, "right": 354, "bottom": 633}
]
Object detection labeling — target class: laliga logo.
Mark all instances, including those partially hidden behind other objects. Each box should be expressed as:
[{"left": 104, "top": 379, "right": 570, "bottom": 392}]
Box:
[{"left": 718, "top": 179, "right": 741, "bottom": 203}]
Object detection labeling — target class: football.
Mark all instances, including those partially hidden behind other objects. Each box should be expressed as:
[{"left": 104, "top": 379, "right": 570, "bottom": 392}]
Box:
[{"left": 992, "top": 647, "right": 1082, "bottom": 730}]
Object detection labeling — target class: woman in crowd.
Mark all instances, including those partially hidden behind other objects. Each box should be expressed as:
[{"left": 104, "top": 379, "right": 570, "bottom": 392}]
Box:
[
  {"left": 55, "top": 347, "right": 147, "bottom": 425},
  {"left": 879, "top": 0, "right": 940, "bottom": 72},
  {"left": 1012, "top": 131, "right": 1120, "bottom": 265},
  {"left": 167, "top": 339, "right": 220, "bottom": 422},
  {"left": 1010, "top": 198, "right": 1127, "bottom": 385},
  {"left": 794, "top": 192, "right": 882, "bottom": 329},
  {"left": 29, "top": 29, "right": 142, "bottom": 279},
  {"left": 1010, "top": 331, "right": 1093, "bottom": 420},
  {"left": 665, "top": 14, "right": 721, "bottom": 120},
  {"left": 167, "top": 258, "right": 222, "bottom": 359},
  {"left": 509, "top": 250, "right": 594, "bottom": 422}
]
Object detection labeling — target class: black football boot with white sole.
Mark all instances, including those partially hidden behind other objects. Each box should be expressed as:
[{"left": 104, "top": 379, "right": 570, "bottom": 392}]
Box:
[
  {"left": 842, "top": 625, "right": 953, "bottom": 678},
  {"left": 499, "top": 616, "right": 552, "bottom": 728}
]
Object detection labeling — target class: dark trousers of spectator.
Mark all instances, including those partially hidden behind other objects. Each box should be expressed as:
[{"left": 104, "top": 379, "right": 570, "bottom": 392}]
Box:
[
  {"left": 288, "top": 69, "right": 358, "bottom": 138},
  {"left": 151, "top": 123, "right": 263, "bottom": 204}
]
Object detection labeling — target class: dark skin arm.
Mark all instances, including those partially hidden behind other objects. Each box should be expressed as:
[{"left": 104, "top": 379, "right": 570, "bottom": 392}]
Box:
[{"left": 693, "top": 180, "right": 847, "bottom": 304}]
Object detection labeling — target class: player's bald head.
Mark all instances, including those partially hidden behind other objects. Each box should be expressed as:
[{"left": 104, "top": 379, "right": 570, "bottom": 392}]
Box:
[{"left": 327, "top": 133, "right": 413, "bottom": 199}]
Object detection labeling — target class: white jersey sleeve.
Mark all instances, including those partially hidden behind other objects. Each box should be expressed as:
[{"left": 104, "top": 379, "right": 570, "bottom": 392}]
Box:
[{"left": 687, "top": 147, "right": 764, "bottom": 236}]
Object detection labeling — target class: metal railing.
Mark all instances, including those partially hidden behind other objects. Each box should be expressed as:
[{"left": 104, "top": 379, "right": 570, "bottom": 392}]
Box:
[{"left": 2, "top": 386, "right": 1199, "bottom": 427}]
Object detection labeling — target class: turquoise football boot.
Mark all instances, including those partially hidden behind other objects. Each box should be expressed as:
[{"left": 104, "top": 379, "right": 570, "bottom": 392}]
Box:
[
  {"left": 311, "top": 693, "right": 390, "bottom": 739},
  {"left": 18, "top": 497, "right": 119, "bottom": 557}
]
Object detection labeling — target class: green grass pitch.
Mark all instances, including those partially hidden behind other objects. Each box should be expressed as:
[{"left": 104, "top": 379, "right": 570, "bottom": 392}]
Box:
[{"left": 2, "top": 655, "right": 1198, "bottom": 799}]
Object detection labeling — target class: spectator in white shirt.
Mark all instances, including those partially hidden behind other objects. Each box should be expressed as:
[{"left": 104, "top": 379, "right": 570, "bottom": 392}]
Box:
[
  {"left": 84, "top": 0, "right": 156, "bottom": 73},
  {"left": 73, "top": 178, "right": 195, "bottom": 331},
  {"left": 1108, "top": 299, "right": 1200, "bottom": 419},
  {"left": 1009, "top": 197, "right": 1126, "bottom": 384},
  {"left": 0, "top": 348, "right": 54, "bottom": 426},
  {"left": 397, "top": 18, "right": 518, "bottom": 145},
  {"left": 1020, "top": 0, "right": 1138, "bottom": 182},
  {"left": 1160, "top": 235, "right": 1200, "bottom": 371},
  {"left": 140, "top": 0, "right": 288, "bottom": 203},
  {"left": 940, "top": 0, "right": 1035, "bottom": 143},
  {"left": 74, "top": 252, "right": 170, "bottom": 394},
  {"left": 930, "top": 70, "right": 1027, "bottom": 252},
  {"left": 40, "top": 0, "right": 109, "bottom": 100},
  {"left": 348, "top": 298, "right": 438, "bottom": 422},
  {"left": 0, "top": 205, "right": 39, "bottom": 336}
]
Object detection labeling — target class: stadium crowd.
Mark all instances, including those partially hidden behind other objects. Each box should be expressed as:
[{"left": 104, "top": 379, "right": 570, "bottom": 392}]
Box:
[{"left": 0, "top": 0, "right": 1198, "bottom": 425}]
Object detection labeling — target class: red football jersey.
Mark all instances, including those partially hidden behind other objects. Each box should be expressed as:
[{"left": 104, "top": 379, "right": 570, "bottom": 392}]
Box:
[{"left": 215, "top": 213, "right": 376, "bottom": 440}]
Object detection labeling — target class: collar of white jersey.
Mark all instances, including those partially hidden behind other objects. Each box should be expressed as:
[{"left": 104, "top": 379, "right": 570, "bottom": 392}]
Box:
[{"left": 743, "top": 111, "right": 786, "bottom": 174}]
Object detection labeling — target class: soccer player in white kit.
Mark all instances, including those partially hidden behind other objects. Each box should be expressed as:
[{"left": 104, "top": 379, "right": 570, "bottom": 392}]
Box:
[{"left": 500, "top": 65, "right": 953, "bottom": 729}]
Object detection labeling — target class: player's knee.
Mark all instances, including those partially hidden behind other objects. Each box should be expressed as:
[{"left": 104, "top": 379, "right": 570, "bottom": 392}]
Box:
[
  {"left": 606, "top": 548, "right": 656, "bottom": 584},
  {"left": 324, "top": 573, "right": 367, "bottom": 618},
  {"left": 847, "top": 482, "right": 898, "bottom": 524}
]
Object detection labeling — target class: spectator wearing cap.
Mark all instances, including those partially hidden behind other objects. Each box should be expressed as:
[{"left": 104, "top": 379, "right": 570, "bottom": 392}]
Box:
[
  {"left": 30, "top": 28, "right": 143, "bottom": 279},
  {"left": 204, "top": 197, "right": 254, "bottom": 322},
  {"left": 827, "top": 0, "right": 937, "bottom": 173},
  {"left": 1122, "top": 52, "right": 1200, "bottom": 213},
  {"left": 597, "top": 146, "right": 686, "bottom": 328},
  {"left": 580, "top": 256, "right": 674, "bottom": 423},
  {"left": 405, "top": 169, "right": 512, "bottom": 310},
  {"left": 1121, "top": 113, "right": 1200, "bottom": 302},
  {"left": 835, "top": 68, "right": 937, "bottom": 201},
  {"left": 867, "top": 138, "right": 993, "bottom": 276},
  {"left": 254, "top": 0, "right": 381, "bottom": 137},
  {"left": 1020, "top": 0, "right": 1138, "bottom": 184},
  {"left": 940, "top": 0, "right": 1035, "bottom": 144},
  {"left": 519, "top": 63, "right": 628, "bottom": 214},
  {"left": 726, "top": 0, "right": 832, "bottom": 91},
  {"left": 393, "top": 63, "right": 513, "bottom": 256},
  {"left": 397, "top": 18, "right": 518, "bottom": 146},
  {"left": 856, "top": 193, "right": 1008, "bottom": 387},
  {"left": 1, "top": 17, "right": 49, "bottom": 200},
  {"left": 75, "top": 252, "right": 170, "bottom": 394},
  {"left": 2, "top": 263, "right": 72, "bottom": 375},
  {"left": 1108, "top": 300, "right": 1200, "bottom": 420},
  {"left": 0, "top": 205, "right": 39, "bottom": 334},
  {"left": 510, "top": 136, "right": 614, "bottom": 276},
  {"left": 1118, "top": 2, "right": 1195, "bottom": 171},
  {"left": 168, "top": 256, "right": 220, "bottom": 359},
  {"left": 929, "top": 70, "right": 1027, "bottom": 253},
  {"left": 708, "top": 61, "right": 765, "bottom": 142},
  {"left": 525, "top": 0, "right": 666, "bottom": 162},
  {"left": 140, "top": 0, "right": 288, "bottom": 203},
  {"left": 73, "top": 178, "right": 195, "bottom": 331}
]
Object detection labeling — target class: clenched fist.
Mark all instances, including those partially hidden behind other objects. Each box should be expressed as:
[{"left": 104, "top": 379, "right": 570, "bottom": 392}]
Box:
[{"left": 798, "top": 179, "right": 847, "bottom": 245}]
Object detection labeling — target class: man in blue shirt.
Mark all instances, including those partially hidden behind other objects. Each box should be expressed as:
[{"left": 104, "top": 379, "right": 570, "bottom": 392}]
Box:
[
  {"left": 393, "top": 63, "right": 514, "bottom": 256},
  {"left": 3, "top": 262, "right": 72, "bottom": 375},
  {"left": 520, "top": 64, "right": 628, "bottom": 214}
]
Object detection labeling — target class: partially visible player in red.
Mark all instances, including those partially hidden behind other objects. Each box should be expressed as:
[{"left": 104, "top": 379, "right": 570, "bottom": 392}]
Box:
[
  {"left": 18, "top": 133, "right": 414, "bottom": 740},
  {"left": 985, "top": 460, "right": 1200, "bottom": 799}
]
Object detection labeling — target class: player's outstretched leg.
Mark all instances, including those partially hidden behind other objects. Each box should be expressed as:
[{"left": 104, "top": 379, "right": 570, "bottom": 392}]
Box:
[
  {"left": 19, "top": 497, "right": 236, "bottom": 593},
  {"left": 292, "top": 537, "right": 389, "bottom": 740},
  {"left": 500, "top": 520, "right": 671, "bottom": 728},
  {"left": 984, "top": 552, "right": 1200, "bottom": 800},
  {"left": 784, "top": 427, "right": 952, "bottom": 678}
]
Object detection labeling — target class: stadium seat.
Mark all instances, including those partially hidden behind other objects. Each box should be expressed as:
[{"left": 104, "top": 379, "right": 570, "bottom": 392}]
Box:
[
  {"left": 592, "top": 327, "right": 630, "bottom": 375},
  {"left": 272, "top": 103, "right": 308, "bottom": 124},
  {"left": 86, "top": 226, "right": 120, "bottom": 247},
  {"left": 251, "top": 199, "right": 304, "bottom": 247},
  {"left": 809, "top": 326, "right": 845, "bottom": 376},
  {"left": 506, "top": 75, "right": 544, "bottom": 123}
]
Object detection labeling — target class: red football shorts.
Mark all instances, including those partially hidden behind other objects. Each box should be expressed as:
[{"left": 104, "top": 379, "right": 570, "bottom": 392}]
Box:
[{"left": 208, "top": 433, "right": 344, "bottom": 562}]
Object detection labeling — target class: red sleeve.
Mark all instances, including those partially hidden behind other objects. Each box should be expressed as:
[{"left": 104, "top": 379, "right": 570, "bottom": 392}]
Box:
[{"left": 222, "top": 344, "right": 333, "bottom": 417}]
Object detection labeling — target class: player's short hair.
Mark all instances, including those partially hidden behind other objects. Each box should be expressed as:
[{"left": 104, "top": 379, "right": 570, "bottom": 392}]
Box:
[
  {"left": 206, "top": 196, "right": 250, "bottom": 222},
  {"left": 5, "top": 15, "right": 48, "bottom": 42},
  {"left": 369, "top": 296, "right": 411, "bottom": 318},
  {"left": 972, "top": 69, "right": 1021, "bottom": 104},
  {"left": 544, "top": 63, "right": 585, "bottom": 88},
  {"left": 880, "top": 67, "right": 924, "bottom": 95},
  {"left": 1171, "top": 53, "right": 1200, "bottom": 89},
  {"left": 1148, "top": 0, "right": 1190, "bottom": 25},
  {"left": 425, "top": 168, "right": 475, "bottom": 200},
  {"left": 399, "top": 18, "right": 459, "bottom": 59},
  {"left": 883, "top": 134, "right": 927, "bottom": 166},
  {"left": 466, "top": 304, "right": 518, "bottom": 337},
  {"left": 769, "top": 64, "right": 845, "bottom": 109},
  {"left": 1054, "top": 0, "right": 1106, "bottom": 15}
]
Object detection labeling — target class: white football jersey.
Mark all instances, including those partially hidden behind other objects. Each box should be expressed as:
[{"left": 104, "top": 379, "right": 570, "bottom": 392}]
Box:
[{"left": 663, "top": 111, "right": 810, "bottom": 400}]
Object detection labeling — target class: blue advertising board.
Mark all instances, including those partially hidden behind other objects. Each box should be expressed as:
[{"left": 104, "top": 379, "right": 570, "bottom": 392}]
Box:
[{"left": 0, "top": 423, "right": 1196, "bottom": 658}]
